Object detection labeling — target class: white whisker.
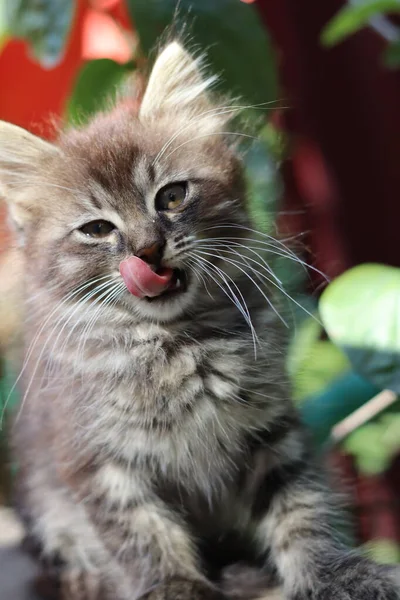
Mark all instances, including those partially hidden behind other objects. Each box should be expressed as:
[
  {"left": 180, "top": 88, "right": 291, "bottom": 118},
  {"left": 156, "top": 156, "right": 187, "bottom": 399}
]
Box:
[
  {"left": 189, "top": 254, "right": 259, "bottom": 356},
  {"left": 74, "top": 282, "right": 126, "bottom": 371},
  {"left": 194, "top": 240, "right": 282, "bottom": 285},
  {"left": 200, "top": 226, "right": 329, "bottom": 282},
  {"left": 153, "top": 100, "right": 283, "bottom": 166},
  {"left": 194, "top": 248, "right": 320, "bottom": 325},
  {"left": 0, "top": 274, "right": 112, "bottom": 427},
  {"left": 43, "top": 278, "right": 121, "bottom": 381},
  {"left": 162, "top": 132, "right": 258, "bottom": 162}
]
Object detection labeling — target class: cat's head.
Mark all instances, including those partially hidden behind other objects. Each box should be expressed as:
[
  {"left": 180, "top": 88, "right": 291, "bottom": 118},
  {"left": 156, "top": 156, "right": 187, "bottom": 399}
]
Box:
[{"left": 0, "top": 42, "right": 249, "bottom": 323}]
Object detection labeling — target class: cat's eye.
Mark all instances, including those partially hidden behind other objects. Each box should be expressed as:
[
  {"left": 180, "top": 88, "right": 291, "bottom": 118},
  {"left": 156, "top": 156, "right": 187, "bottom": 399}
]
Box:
[
  {"left": 79, "top": 220, "right": 115, "bottom": 238},
  {"left": 155, "top": 183, "right": 187, "bottom": 212}
]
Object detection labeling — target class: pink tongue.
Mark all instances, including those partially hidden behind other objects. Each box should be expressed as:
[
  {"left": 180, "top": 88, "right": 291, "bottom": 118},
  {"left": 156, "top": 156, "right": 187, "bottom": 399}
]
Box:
[{"left": 120, "top": 256, "right": 174, "bottom": 298}]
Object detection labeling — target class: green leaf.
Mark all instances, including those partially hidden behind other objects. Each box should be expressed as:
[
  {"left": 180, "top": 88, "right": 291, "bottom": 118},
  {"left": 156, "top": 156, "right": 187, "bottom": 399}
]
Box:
[
  {"left": 300, "top": 372, "right": 379, "bottom": 447},
  {"left": 0, "top": 0, "right": 9, "bottom": 53},
  {"left": 287, "top": 317, "right": 350, "bottom": 402},
  {"left": 5, "top": 0, "right": 75, "bottom": 68},
  {"left": 126, "top": 0, "right": 277, "bottom": 109},
  {"left": 67, "top": 59, "right": 134, "bottom": 125},
  {"left": 245, "top": 137, "right": 280, "bottom": 233},
  {"left": 0, "top": 358, "right": 20, "bottom": 438},
  {"left": 320, "top": 263, "right": 400, "bottom": 391},
  {"left": 343, "top": 422, "right": 391, "bottom": 474},
  {"left": 380, "top": 412, "right": 400, "bottom": 454},
  {"left": 259, "top": 122, "right": 288, "bottom": 162},
  {"left": 343, "top": 405, "right": 400, "bottom": 474},
  {"left": 384, "top": 39, "right": 400, "bottom": 68},
  {"left": 321, "top": 0, "right": 400, "bottom": 47},
  {"left": 363, "top": 540, "right": 400, "bottom": 564}
]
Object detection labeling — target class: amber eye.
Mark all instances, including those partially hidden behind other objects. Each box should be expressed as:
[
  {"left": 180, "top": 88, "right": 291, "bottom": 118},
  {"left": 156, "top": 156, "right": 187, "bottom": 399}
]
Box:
[
  {"left": 155, "top": 183, "right": 187, "bottom": 211},
  {"left": 79, "top": 220, "right": 115, "bottom": 238}
]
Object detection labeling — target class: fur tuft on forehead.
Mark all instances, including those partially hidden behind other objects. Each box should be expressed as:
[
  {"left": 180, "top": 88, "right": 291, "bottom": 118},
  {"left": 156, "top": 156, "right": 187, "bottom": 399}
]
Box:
[{"left": 139, "top": 42, "right": 218, "bottom": 121}]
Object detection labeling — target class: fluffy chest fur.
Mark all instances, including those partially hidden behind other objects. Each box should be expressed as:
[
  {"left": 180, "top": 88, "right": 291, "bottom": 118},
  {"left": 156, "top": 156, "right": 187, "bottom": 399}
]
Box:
[{"left": 39, "top": 311, "right": 280, "bottom": 499}]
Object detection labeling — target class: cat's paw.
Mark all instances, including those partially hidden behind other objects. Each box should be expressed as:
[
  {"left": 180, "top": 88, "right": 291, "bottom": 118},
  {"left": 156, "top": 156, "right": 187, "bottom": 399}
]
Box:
[
  {"left": 140, "top": 578, "right": 226, "bottom": 600},
  {"left": 35, "top": 565, "right": 106, "bottom": 600},
  {"left": 294, "top": 557, "right": 400, "bottom": 600},
  {"left": 33, "top": 564, "right": 62, "bottom": 600},
  {"left": 60, "top": 567, "right": 103, "bottom": 600}
]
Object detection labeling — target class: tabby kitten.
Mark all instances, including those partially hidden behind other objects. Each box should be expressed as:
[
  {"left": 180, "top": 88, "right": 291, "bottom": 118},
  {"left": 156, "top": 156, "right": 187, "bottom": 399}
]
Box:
[{"left": 0, "top": 42, "right": 399, "bottom": 600}]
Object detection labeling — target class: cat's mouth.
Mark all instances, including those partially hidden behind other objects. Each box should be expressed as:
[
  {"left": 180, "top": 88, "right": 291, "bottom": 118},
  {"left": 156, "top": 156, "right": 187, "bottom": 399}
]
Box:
[
  {"left": 120, "top": 257, "right": 188, "bottom": 300},
  {"left": 146, "top": 268, "right": 188, "bottom": 302}
]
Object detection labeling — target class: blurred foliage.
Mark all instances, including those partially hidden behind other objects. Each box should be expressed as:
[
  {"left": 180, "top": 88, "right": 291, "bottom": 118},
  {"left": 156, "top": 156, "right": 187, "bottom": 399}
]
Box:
[
  {"left": 67, "top": 58, "right": 135, "bottom": 125},
  {"left": 321, "top": 0, "right": 400, "bottom": 68},
  {"left": 344, "top": 411, "right": 400, "bottom": 474},
  {"left": 320, "top": 264, "right": 400, "bottom": 486},
  {"left": 364, "top": 540, "right": 400, "bottom": 564},
  {"left": 288, "top": 317, "right": 350, "bottom": 403},
  {"left": 383, "top": 40, "right": 400, "bottom": 68},
  {"left": 321, "top": 0, "right": 400, "bottom": 46},
  {"left": 301, "top": 372, "right": 378, "bottom": 447},
  {"left": 244, "top": 135, "right": 281, "bottom": 232},
  {"left": 385, "top": 38, "right": 400, "bottom": 66},
  {"left": 0, "top": 0, "right": 9, "bottom": 52},
  {"left": 320, "top": 263, "right": 400, "bottom": 393},
  {"left": 4, "top": 0, "right": 75, "bottom": 68}
]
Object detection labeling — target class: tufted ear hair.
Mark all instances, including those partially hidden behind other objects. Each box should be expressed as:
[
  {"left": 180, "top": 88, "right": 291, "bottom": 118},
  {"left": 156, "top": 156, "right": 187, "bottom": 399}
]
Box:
[
  {"left": 0, "top": 121, "right": 60, "bottom": 229},
  {"left": 139, "top": 41, "right": 217, "bottom": 120}
]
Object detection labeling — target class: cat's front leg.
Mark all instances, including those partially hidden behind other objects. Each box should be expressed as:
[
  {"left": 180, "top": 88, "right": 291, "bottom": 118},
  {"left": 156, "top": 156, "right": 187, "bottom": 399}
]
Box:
[
  {"left": 72, "top": 461, "right": 225, "bottom": 600},
  {"left": 251, "top": 444, "right": 400, "bottom": 600}
]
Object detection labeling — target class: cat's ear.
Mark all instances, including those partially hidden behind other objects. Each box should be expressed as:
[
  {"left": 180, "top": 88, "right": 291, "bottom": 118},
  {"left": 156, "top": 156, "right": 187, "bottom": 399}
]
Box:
[
  {"left": 0, "top": 121, "right": 60, "bottom": 229},
  {"left": 139, "top": 42, "right": 217, "bottom": 120}
]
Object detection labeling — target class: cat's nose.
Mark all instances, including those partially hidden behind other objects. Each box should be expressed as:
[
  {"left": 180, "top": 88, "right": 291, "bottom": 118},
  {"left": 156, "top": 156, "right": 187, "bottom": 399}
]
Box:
[{"left": 136, "top": 241, "right": 165, "bottom": 268}]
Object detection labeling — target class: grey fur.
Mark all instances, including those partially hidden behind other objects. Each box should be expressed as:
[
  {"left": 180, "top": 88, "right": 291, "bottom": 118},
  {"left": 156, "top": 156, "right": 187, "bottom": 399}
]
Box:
[{"left": 0, "top": 42, "right": 398, "bottom": 600}]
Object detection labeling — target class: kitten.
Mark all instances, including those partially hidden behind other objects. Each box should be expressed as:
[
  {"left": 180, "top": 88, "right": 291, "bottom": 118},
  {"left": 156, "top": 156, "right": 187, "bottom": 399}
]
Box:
[{"left": 0, "top": 42, "right": 399, "bottom": 600}]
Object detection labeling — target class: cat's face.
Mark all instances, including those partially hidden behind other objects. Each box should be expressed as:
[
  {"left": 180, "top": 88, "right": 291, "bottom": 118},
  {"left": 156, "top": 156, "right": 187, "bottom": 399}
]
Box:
[{"left": 0, "top": 43, "right": 247, "bottom": 323}]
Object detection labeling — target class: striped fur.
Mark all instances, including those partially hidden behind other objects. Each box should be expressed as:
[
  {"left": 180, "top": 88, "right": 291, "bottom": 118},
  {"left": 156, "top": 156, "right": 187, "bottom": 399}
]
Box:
[{"left": 1, "top": 42, "right": 399, "bottom": 600}]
